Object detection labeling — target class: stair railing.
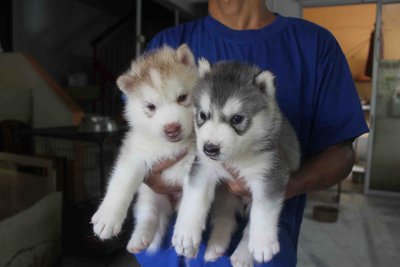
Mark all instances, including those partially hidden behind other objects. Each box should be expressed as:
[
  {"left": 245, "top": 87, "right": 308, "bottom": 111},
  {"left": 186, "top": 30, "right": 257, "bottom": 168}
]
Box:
[{"left": 92, "top": 11, "right": 137, "bottom": 116}]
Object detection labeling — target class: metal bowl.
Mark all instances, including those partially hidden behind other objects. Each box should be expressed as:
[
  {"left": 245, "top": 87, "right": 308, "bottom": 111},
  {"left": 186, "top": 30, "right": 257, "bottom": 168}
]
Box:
[{"left": 78, "top": 115, "right": 118, "bottom": 133}]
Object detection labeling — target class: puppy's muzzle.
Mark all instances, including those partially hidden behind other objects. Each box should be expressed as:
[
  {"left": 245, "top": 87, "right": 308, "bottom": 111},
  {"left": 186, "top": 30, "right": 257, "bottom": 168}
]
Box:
[
  {"left": 164, "top": 123, "right": 182, "bottom": 141},
  {"left": 203, "top": 143, "right": 221, "bottom": 158}
]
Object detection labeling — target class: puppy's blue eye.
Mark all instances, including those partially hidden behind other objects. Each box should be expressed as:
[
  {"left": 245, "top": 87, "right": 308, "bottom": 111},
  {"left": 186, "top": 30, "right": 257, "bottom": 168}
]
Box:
[{"left": 231, "top": 115, "right": 243, "bottom": 124}]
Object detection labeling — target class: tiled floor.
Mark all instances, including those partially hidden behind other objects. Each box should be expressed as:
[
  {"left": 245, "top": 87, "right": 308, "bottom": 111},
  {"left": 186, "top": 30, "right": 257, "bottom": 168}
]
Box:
[
  {"left": 298, "top": 182, "right": 400, "bottom": 267},
  {"left": 62, "top": 178, "right": 400, "bottom": 267}
]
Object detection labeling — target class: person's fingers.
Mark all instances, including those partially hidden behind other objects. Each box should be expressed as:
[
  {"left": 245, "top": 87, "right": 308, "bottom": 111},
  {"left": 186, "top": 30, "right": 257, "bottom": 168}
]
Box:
[
  {"left": 151, "top": 184, "right": 182, "bottom": 195},
  {"left": 226, "top": 181, "right": 239, "bottom": 194},
  {"left": 226, "top": 179, "right": 251, "bottom": 197},
  {"left": 223, "top": 163, "right": 250, "bottom": 197},
  {"left": 145, "top": 172, "right": 182, "bottom": 195},
  {"left": 223, "top": 162, "right": 240, "bottom": 179},
  {"left": 144, "top": 150, "right": 186, "bottom": 195},
  {"left": 145, "top": 172, "right": 161, "bottom": 187},
  {"left": 152, "top": 149, "right": 188, "bottom": 173}
]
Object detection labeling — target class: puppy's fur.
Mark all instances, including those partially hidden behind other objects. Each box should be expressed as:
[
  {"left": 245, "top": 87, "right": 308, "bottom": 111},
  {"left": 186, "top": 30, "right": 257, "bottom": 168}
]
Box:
[
  {"left": 172, "top": 60, "right": 300, "bottom": 266},
  {"left": 91, "top": 45, "right": 198, "bottom": 253}
]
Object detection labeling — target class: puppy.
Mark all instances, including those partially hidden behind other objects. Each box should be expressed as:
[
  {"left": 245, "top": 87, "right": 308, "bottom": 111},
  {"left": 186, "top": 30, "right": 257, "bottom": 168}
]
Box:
[
  {"left": 91, "top": 44, "right": 198, "bottom": 253},
  {"left": 172, "top": 60, "right": 300, "bottom": 266}
]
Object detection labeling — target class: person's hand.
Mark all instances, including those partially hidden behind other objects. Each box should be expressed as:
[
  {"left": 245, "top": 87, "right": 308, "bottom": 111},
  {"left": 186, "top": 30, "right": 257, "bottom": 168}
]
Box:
[
  {"left": 144, "top": 150, "right": 187, "bottom": 195},
  {"left": 223, "top": 163, "right": 252, "bottom": 198}
]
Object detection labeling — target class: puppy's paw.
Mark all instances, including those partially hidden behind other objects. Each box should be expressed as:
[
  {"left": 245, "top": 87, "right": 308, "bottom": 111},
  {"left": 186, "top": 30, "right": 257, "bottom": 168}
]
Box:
[
  {"left": 126, "top": 232, "right": 152, "bottom": 254},
  {"left": 230, "top": 244, "right": 253, "bottom": 267},
  {"left": 248, "top": 234, "right": 279, "bottom": 263},
  {"left": 204, "top": 243, "right": 226, "bottom": 262},
  {"left": 91, "top": 206, "right": 124, "bottom": 240},
  {"left": 205, "top": 226, "right": 231, "bottom": 261},
  {"left": 172, "top": 224, "right": 202, "bottom": 258}
]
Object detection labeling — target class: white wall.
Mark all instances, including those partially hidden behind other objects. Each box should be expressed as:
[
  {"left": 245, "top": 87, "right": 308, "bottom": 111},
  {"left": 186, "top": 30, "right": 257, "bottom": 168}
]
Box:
[
  {"left": 13, "top": 0, "right": 118, "bottom": 85},
  {"left": 0, "top": 53, "right": 84, "bottom": 127}
]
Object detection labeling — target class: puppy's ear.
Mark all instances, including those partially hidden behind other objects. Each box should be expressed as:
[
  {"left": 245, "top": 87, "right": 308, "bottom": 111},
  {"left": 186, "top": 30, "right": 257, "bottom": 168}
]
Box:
[
  {"left": 198, "top": 58, "right": 211, "bottom": 78},
  {"left": 116, "top": 74, "right": 136, "bottom": 93},
  {"left": 254, "top": 70, "right": 276, "bottom": 96},
  {"left": 176, "top": 44, "right": 195, "bottom": 66}
]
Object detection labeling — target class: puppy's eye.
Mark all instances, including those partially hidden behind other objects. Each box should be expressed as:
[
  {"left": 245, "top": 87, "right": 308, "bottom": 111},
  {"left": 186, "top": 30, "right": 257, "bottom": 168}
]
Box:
[
  {"left": 146, "top": 103, "right": 156, "bottom": 111},
  {"left": 200, "top": 111, "right": 207, "bottom": 120},
  {"left": 231, "top": 115, "right": 244, "bottom": 124},
  {"left": 177, "top": 94, "right": 188, "bottom": 103}
]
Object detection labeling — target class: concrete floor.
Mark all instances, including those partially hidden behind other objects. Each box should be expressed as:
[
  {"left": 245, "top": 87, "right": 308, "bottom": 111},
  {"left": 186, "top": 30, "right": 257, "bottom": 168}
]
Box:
[
  {"left": 62, "top": 178, "right": 400, "bottom": 267},
  {"left": 298, "top": 190, "right": 400, "bottom": 267}
]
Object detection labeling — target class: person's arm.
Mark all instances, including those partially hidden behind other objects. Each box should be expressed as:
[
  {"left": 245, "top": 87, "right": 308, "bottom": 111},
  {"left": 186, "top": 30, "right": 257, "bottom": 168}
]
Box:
[
  {"left": 226, "top": 140, "right": 355, "bottom": 199},
  {"left": 285, "top": 140, "right": 354, "bottom": 199}
]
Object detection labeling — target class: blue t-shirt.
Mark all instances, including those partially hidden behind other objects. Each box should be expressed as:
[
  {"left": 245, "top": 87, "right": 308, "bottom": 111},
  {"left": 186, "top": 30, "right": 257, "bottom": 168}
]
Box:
[{"left": 134, "top": 14, "right": 369, "bottom": 267}]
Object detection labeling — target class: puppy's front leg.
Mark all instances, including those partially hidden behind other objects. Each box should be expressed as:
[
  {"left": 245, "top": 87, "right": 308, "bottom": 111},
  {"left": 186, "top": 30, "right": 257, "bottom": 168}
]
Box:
[
  {"left": 247, "top": 178, "right": 284, "bottom": 263},
  {"left": 231, "top": 219, "right": 253, "bottom": 267},
  {"left": 172, "top": 164, "right": 218, "bottom": 258},
  {"left": 92, "top": 145, "right": 146, "bottom": 240},
  {"left": 127, "top": 184, "right": 172, "bottom": 254},
  {"left": 205, "top": 185, "right": 240, "bottom": 262}
]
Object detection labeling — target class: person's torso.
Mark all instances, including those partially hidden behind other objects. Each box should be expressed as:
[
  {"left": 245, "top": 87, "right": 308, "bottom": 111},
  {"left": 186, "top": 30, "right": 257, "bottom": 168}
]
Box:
[{"left": 150, "top": 14, "right": 329, "bottom": 159}]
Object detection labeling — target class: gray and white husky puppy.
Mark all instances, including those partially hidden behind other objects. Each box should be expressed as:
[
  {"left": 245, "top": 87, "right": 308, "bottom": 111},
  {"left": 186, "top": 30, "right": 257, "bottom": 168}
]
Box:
[
  {"left": 172, "top": 60, "right": 301, "bottom": 266},
  {"left": 91, "top": 44, "right": 198, "bottom": 253}
]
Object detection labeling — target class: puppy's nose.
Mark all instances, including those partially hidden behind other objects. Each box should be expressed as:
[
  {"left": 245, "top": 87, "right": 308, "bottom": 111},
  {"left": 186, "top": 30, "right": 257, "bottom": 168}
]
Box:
[
  {"left": 203, "top": 143, "right": 220, "bottom": 157},
  {"left": 164, "top": 123, "right": 182, "bottom": 138}
]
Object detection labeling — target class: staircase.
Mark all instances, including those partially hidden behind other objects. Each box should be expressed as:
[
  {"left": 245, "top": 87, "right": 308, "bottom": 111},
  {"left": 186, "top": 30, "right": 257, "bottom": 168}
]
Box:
[
  {"left": 69, "top": 0, "right": 207, "bottom": 119},
  {"left": 90, "top": 0, "right": 174, "bottom": 118},
  {"left": 92, "top": 11, "right": 137, "bottom": 117}
]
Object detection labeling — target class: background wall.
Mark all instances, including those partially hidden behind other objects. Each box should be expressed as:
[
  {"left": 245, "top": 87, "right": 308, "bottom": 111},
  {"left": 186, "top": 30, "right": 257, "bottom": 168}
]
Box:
[
  {"left": 304, "top": 4, "right": 376, "bottom": 78},
  {"left": 381, "top": 3, "right": 400, "bottom": 60},
  {"left": 0, "top": 53, "right": 83, "bottom": 127},
  {"left": 12, "top": 0, "right": 118, "bottom": 85}
]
